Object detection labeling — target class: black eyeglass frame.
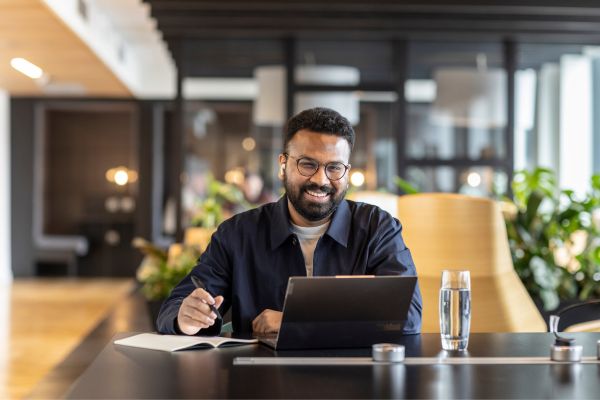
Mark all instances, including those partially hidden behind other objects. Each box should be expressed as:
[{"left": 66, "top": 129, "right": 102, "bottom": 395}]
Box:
[{"left": 283, "top": 153, "right": 351, "bottom": 181}]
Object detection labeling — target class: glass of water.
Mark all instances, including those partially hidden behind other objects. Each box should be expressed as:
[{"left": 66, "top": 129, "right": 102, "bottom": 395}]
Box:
[{"left": 439, "top": 270, "right": 471, "bottom": 351}]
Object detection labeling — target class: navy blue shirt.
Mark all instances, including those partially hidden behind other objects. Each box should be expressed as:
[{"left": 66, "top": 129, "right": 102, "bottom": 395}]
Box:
[{"left": 157, "top": 196, "right": 422, "bottom": 335}]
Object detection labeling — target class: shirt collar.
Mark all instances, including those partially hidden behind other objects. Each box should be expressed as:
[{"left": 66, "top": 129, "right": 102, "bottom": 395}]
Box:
[
  {"left": 325, "top": 199, "right": 350, "bottom": 248},
  {"left": 270, "top": 196, "right": 351, "bottom": 250},
  {"left": 270, "top": 196, "right": 294, "bottom": 250}
]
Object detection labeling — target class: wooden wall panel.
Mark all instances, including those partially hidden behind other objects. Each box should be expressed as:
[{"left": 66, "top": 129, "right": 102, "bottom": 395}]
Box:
[{"left": 0, "top": 0, "right": 130, "bottom": 96}]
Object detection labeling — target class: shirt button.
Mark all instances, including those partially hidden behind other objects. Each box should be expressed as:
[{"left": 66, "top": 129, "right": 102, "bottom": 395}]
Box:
[{"left": 292, "top": 237, "right": 297, "bottom": 245}]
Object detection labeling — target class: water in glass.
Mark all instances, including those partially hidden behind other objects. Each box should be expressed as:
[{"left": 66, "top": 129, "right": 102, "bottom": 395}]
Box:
[{"left": 439, "top": 287, "right": 471, "bottom": 351}]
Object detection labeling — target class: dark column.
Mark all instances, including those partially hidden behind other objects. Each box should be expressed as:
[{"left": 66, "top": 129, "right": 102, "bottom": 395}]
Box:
[
  {"left": 171, "top": 40, "right": 185, "bottom": 241},
  {"left": 284, "top": 37, "right": 296, "bottom": 120},
  {"left": 504, "top": 39, "right": 516, "bottom": 197},
  {"left": 136, "top": 101, "right": 154, "bottom": 241},
  {"left": 393, "top": 40, "right": 408, "bottom": 189},
  {"left": 10, "top": 99, "right": 36, "bottom": 276}
]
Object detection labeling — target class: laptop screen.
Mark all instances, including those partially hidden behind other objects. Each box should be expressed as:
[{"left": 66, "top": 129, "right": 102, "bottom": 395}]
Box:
[{"left": 269, "top": 275, "right": 417, "bottom": 350}]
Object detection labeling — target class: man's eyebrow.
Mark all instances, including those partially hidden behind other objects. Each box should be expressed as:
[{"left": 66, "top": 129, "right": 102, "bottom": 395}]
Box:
[{"left": 297, "top": 155, "right": 347, "bottom": 164}]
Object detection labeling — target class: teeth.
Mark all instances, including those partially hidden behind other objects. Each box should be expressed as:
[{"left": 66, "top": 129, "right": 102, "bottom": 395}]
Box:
[{"left": 306, "top": 190, "right": 328, "bottom": 198}]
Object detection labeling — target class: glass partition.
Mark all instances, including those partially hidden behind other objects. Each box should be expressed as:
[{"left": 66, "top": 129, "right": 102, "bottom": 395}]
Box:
[
  {"left": 403, "top": 41, "right": 509, "bottom": 195},
  {"left": 181, "top": 101, "right": 281, "bottom": 228},
  {"left": 515, "top": 43, "right": 600, "bottom": 195}
]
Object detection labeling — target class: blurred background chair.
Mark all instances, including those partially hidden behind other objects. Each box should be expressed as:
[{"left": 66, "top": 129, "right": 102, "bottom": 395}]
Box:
[
  {"left": 565, "top": 320, "right": 600, "bottom": 332},
  {"left": 555, "top": 301, "right": 600, "bottom": 333},
  {"left": 351, "top": 190, "right": 547, "bottom": 332},
  {"left": 397, "top": 193, "right": 546, "bottom": 332}
]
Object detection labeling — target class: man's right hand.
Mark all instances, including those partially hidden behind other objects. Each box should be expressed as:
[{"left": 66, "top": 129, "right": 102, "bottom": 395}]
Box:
[{"left": 177, "top": 288, "right": 224, "bottom": 335}]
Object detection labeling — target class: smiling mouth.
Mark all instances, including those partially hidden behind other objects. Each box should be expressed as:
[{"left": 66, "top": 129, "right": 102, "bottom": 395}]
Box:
[{"left": 305, "top": 189, "right": 330, "bottom": 198}]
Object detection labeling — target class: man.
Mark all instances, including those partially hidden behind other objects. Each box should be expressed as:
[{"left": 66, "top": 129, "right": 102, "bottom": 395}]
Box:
[{"left": 157, "top": 107, "right": 422, "bottom": 335}]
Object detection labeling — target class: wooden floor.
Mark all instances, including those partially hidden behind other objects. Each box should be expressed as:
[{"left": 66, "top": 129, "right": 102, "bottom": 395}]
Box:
[{"left": 0, "top": 278, "right": 135, "bottom": 399}]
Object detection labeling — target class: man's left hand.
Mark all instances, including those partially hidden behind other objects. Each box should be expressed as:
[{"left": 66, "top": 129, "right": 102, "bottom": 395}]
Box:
[{"left": 252, "top": 309, "right": 282, "bottom": 333}]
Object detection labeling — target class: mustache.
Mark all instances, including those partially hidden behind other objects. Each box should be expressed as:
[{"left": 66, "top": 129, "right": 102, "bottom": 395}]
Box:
[{"left": 302, "top": 183, "right": 335, "bottom": 195}]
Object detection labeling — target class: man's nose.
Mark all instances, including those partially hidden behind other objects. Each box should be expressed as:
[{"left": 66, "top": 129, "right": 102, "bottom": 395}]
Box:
[{"left": 309, "top": 166, "right": 330, "bottom": 186}]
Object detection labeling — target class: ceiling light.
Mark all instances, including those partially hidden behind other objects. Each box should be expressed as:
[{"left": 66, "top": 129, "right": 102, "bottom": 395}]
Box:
[
  {"left": 242, "top": 137, "right": 256, "bottom": 151},
  {"left": 350, "top": 170, "right": 365, "bottom": 187},
  {"left": 467, "top": 172, "right": 482, "bottom": 187},
  {"left": 114, "top": 170, "right": 129, "bottom": 186},
  {"left": 106, "top": 166, "right": 137, "bottom": 186},
  {"left": 10, "top": 57, "right": 44, "bottom": 79}
]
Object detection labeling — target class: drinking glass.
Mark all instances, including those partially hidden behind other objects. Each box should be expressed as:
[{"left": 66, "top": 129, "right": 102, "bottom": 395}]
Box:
[{"left": 439, "top": 270, "right": 471, "bottom": 351}]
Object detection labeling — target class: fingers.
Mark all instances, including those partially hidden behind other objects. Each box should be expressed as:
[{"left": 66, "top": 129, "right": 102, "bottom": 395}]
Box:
[
  {"left": 190, "top": 288, "right": 216, "bottom": 305},
  {"left": 252, "top": 309, "right": 271, "bottom": 333},
  {"left": 188, "top": 289, "right": 220, "bottom": 318},
  {"left": 182, "top": 303, "right": 216, "bottom": 325},
  {"left": 177, "top": 290, "right": 221, "bottom": 335},
  {"left": 251, "top": 311, "right": 264, "bottom": 333},
  {"left": 252, "top": 309, "right": 283, "bottom": 334}
]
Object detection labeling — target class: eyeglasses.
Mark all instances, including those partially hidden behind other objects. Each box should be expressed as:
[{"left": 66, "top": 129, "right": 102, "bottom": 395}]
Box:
[{"left": 284, "top": 153, "right": 350, "bottom": 181}]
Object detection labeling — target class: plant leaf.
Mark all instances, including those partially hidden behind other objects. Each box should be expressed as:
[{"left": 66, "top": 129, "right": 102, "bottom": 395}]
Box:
[
  {"left": 539, "top": 289, "right": 559, "bottom": 311},
  {"left": 394, "top": 176, "right": 419, "bottom": 194},
  {"left": 525, "top": 190, "right": 544, "bottom": 228}
]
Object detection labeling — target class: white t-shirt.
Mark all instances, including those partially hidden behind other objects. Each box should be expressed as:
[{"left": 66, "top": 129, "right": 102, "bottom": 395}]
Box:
[{"left": 290, "top": 221, "right": 330, "bottom": 277}]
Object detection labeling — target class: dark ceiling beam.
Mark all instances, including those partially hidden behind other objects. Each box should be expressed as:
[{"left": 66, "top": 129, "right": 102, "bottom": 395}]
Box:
[
  {"left": 155, "top": 18, "right": 600, "bottom": 36},
  {"left": 148, "top": 9, "right": 600, "bottom": 20},
  {"left": 147, "top": 6, "right": 600, "bottom": 38},
  {"left": 144, "top": 0, "right": 600, "bottom": 15},
  {"left": 148, "top": 10, "right": 600, "bottom": 24},
  {"left": 143, "top": 1, "right": 600, "bottom": 42},
  {"left": 142, "top": 0, "right": 600, "bottom": 73},
  {"left": 163, "top": 30, "right": 600, "bottom": 45}
]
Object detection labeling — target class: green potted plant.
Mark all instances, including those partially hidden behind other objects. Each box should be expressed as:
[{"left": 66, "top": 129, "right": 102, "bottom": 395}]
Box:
[
  {"left": 505, "top": 168, "right": 600, "bottom": 312},
  {"left": 133, "top": 238, "right": 202, "bottom": 327},
  {"left": 186, "top": 176, "right": 251, "bottom": 250},
  {"left": 395, "top": 169, "right": 600, "bottom": 317}
]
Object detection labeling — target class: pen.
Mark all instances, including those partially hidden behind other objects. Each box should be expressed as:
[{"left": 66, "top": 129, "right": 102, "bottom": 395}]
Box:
[{"left": 191, "top": 275, "right": 222, "bottom": 320}]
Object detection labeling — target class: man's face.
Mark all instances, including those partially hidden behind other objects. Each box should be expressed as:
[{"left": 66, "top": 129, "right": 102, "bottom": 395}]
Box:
[{"left": 280, "top": 129, "right": 351, "bottom": 225}]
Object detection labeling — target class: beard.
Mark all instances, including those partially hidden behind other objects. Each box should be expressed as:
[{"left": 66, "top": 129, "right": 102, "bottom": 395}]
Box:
[{"left": 283, "top": 172, "right": 348, "bottom": 222}]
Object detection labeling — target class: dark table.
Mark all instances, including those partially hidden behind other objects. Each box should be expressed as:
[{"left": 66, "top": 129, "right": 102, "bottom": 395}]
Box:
[{"left": 66, "top": 332, "right": 600, "bottom": 399}]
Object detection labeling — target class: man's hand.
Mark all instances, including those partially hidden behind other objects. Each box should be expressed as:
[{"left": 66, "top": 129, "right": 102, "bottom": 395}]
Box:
[
  {"left": 252, "top": 309, "right": 283, "bottom": 333},
  {"left": 177, "top": 288, "right": 224, "bottom": 335}
]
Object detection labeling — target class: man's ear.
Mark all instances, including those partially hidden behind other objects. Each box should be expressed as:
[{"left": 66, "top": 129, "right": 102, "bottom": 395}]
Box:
[
  {"left": 278, "top": 163, "right": 286, "bottom": 180},
  {"left": 278, "top": 153, "right": 287, "bottom": 180}
]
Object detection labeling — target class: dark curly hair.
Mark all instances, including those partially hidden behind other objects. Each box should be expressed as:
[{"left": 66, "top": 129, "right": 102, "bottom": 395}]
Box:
[{"left": 283, "top": 107, "right": 355, "bottom": 153}]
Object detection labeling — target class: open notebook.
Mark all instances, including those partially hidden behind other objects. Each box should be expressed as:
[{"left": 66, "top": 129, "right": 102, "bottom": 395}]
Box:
[{"left": 114, "top": 333, "right": 257, "bottom": 352}]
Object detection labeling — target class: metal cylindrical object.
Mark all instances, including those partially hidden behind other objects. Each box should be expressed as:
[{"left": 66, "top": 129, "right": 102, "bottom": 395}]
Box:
[
  {"left": 372, "top": 343, "right": 405, "bottom": 362},
  {"left": 551, "top": 344, "right": 583, "bottom": 362}
]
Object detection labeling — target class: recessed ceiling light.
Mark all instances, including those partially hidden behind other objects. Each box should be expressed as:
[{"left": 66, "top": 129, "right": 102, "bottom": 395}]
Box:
[{"left": 10, "top": 57, "right": 44, "bottom": 79}]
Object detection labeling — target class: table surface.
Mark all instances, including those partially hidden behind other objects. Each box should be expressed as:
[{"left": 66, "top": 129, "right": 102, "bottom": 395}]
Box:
[{"left": 66, "top": 332, "right": 600, "bottom": 399}]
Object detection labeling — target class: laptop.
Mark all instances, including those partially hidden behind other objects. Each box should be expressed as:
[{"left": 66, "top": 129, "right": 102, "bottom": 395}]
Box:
[{"left": 258, "top": 275, "right": 417, "bottom": 350}]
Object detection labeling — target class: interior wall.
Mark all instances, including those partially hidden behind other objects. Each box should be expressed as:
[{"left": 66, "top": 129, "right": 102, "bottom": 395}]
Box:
[
  {"left": 44, "top": 107, "right": 139, "bottom": 276},
  {"left": 44, "top": 110, "right": 135, "bottom": 235},
  {"left": 0, "top": 90, "right": 11, "bottom": 284},
  {"left": 10, "top": 98, "right": 153, "bottom": 277},
  {"left": 10, "top": 99, "right": 35, "bottom": 277},
  {"left": 0, "top": 89, "right": 9, "bottom": 395}
]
